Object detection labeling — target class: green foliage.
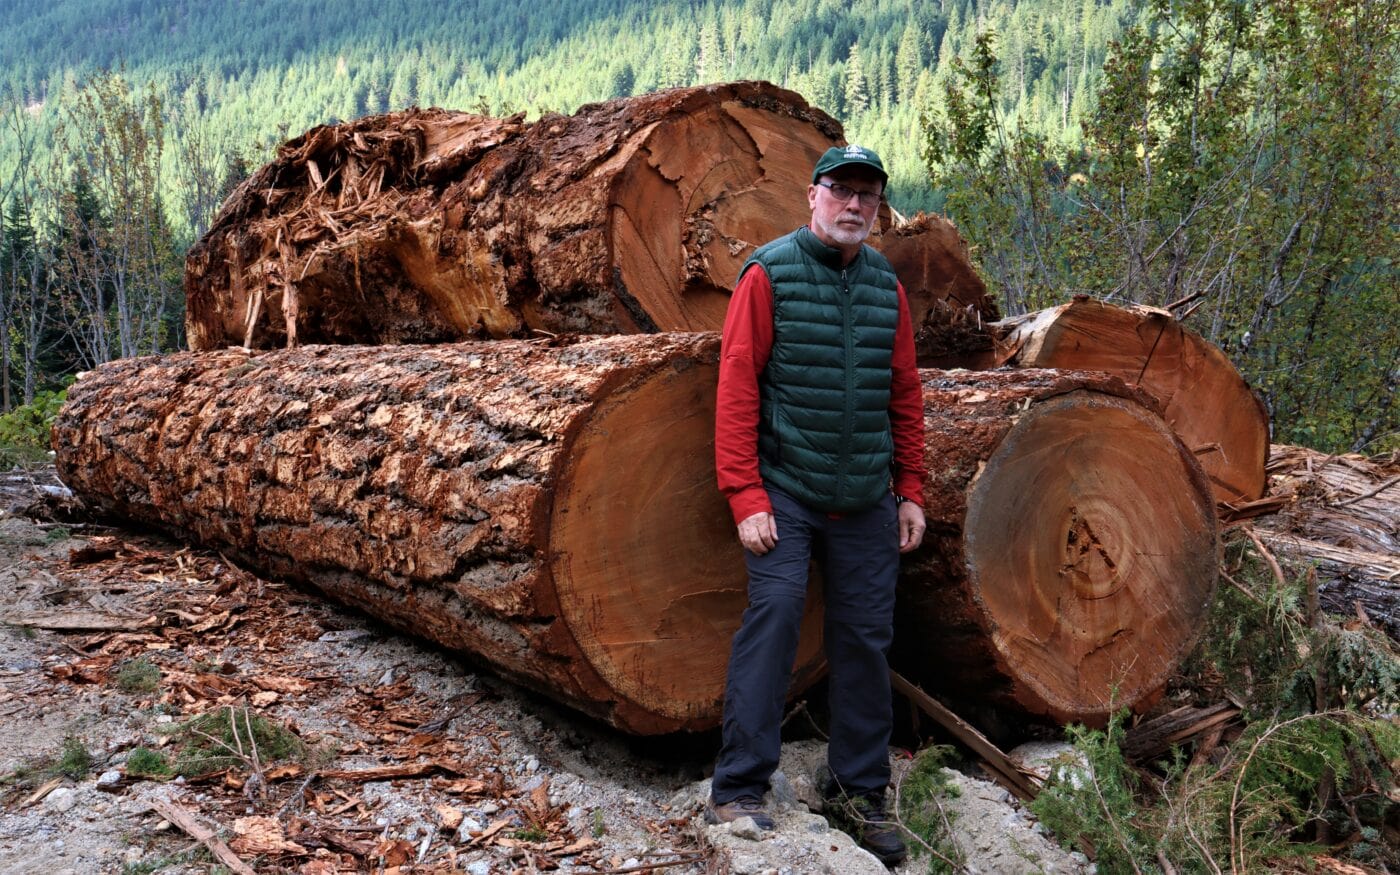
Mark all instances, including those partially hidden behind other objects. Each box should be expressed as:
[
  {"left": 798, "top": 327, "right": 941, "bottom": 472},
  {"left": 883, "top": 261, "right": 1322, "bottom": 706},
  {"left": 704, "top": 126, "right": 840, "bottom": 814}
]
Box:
[
  {"left": 1029, "top": 713, "right": 1155, "bottom": 873},
  {"left": 162, "top": 706, "right": 305, "bottom": 777},
  {"left": 0, "top": 385, "right": 65, "bottom": 467},
  {"left": 1028, "top": 532, "right": 1400, "bottom": 872},
  {"left": 1185, "top": 532, "right": 1400, "bottom": 716},
  {"left": 114, "top": 656, "right": 161, "bottom": 694},
  {"left": 896, "top": 745, "right": 965, "bottom": 873},
  {"left": 56, "top": 734, "right": 93, "bottom": 779},
  {"left": 1032, "top": 709, "right": 1398, "bottom": 872},
  {"left": 123, "top": 746, "right": 173, "bottom": 778},
  {"left": 922, "top": 0, "right": 1400, "bottom": 453}
]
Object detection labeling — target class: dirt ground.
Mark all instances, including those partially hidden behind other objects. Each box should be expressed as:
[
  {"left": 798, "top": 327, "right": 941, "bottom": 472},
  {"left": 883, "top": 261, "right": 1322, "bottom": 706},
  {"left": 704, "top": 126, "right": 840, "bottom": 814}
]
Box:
[{"left": 0, "top": 467, "right": 1086, "bottom": 874}]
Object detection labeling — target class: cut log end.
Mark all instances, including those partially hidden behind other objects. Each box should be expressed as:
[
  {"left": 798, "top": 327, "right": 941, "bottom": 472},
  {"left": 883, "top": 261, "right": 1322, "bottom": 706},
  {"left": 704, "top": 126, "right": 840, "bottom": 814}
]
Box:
[
  {"left": 551, "top": 358, "right": 825, "bottom": 727},
  {"left": 962, "top": 391, "right": 1219, "bottom": 725},
  {"left": 996, "top": 299, "right": 1269, "bottom": 505}
]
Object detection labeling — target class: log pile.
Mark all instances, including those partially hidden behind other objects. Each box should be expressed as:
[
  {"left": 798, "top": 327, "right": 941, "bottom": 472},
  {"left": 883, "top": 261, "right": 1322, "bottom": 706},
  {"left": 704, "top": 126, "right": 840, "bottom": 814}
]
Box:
[
  {"left": 52, "top": 84, "right": 1261, "bottom": 734},
  {"left": 54, "top": 335, "right": 1218, "bottom": 732},
  {"left": 185, "top": 83, "right": 993, "bottom": 351}
]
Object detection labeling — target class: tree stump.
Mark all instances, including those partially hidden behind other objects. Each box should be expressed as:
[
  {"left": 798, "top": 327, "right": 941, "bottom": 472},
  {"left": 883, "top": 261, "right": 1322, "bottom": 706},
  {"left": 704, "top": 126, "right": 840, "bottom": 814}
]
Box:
[
  {"left": 897, "top": 369, "right": 1221, "bottom": 726},
  {"left": 184, "top": 82, "right": 991, "bottom": 351},
  {"left": 993, "top": 297, "right": 1270, "bottom": 505}
]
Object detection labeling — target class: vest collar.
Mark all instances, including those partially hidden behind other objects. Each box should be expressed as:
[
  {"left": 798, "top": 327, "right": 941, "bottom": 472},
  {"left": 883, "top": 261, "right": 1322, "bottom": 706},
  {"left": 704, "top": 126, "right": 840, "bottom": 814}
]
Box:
[{"left": 796, "top": 225, "right": 865, "bottom": 270}]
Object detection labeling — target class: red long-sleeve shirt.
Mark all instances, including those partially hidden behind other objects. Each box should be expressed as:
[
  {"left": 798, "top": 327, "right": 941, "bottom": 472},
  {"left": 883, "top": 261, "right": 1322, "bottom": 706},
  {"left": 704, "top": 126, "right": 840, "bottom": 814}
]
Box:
[{"left": 715, "top": 262, "right": 928, "bottom": 524}]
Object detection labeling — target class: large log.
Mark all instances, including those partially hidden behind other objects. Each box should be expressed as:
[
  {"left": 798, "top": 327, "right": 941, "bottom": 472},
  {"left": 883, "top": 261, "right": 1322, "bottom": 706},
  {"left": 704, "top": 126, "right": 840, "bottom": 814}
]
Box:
[
  {"left": 53, "top": 334, "right": 811, "bottom": 734},
  {"left": 895, "top": 369, "right": 1221, "bottom": 727},
  {"left": 53, "top": 339, "right": 1217, "bottom": 732},
  {"left": 992, "top": 297, "right": 1270, "bottom": 505},
  {"left": 184, "top": 83, "right": 992, "bottom": 351}
]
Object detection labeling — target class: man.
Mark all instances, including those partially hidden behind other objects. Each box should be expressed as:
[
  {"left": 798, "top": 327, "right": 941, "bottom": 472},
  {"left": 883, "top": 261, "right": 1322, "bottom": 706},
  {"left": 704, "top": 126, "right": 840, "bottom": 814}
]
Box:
[{"left": 706, "top": 144, "right": 928, "bottom": 866}]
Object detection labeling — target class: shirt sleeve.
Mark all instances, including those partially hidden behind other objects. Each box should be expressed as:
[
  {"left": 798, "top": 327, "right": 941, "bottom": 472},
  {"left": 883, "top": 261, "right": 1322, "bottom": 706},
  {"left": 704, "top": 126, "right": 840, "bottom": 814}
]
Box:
[
  {"left": 715, "top": 265, "right": 775, "bottom": 525},
  {"left": 889, "top": 281, "right": 929, "bottom": 506}
]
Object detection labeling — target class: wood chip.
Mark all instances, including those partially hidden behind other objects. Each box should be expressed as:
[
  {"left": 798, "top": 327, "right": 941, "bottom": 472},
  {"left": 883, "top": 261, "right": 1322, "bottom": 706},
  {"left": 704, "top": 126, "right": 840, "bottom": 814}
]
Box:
[
  {"left": 435, "top": 804, "right": 464, "bottom": 831},
  {"left": 230, "top": 815, "right": 309, "bottom": 855},
  {"left": 21, "top": 777, "right": 65, "bottom": 807}
]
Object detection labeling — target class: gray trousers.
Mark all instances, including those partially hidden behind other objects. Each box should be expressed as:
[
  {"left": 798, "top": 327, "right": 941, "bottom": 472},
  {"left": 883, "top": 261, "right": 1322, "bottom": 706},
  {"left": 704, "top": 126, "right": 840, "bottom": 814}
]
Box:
[{"left": 711, "top": 487, "right": 899, "bottom": 804}]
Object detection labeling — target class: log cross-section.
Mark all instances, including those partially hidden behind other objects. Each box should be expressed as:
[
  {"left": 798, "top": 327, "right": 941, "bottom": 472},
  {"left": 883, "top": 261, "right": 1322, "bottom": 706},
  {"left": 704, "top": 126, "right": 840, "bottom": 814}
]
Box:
[
  {"left": 993, "top": 297, "right": 1270, "bottom": 505},
  {"left": 896, "top": 369, "right": 1221, "bottom": 726}
]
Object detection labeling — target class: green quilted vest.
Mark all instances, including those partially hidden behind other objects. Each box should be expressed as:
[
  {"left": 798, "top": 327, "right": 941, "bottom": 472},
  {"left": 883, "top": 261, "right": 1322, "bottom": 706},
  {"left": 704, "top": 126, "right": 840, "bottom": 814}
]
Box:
[{"left": 747, "top": 226, "right": 901, "bottom": 513}]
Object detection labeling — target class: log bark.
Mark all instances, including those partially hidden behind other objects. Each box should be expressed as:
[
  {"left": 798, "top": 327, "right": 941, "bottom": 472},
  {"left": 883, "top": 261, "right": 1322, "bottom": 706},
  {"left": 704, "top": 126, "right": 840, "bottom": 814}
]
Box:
[
  {"left": 184, "top": 83, "right": 992, "bottom": 350},
  {"left": 895, "top": 369, "right": 1221, "bottom": 727},
  {"left": 54, "top": 340, "right": 1217, "bottom": 732},
  {"left": 992, "top": 297, "right": 1270, "bottom": 505},
  {"left": 53, "top": 334, "right": 824, "bottom": 734}
]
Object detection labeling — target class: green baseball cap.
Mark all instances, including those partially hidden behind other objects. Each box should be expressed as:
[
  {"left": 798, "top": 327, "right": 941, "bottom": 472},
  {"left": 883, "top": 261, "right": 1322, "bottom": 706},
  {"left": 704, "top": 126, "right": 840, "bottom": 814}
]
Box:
[{"left": 811, "top": 144, "right": 888, "bottom": 186}]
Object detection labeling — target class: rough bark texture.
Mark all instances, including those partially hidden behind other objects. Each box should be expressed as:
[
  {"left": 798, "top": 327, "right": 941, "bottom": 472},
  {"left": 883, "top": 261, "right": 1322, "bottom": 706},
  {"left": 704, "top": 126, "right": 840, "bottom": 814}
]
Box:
[
  {"left": 52, "top": 334, "right": 828, "bottom": 734},
  {"left": 895, "top": 369, "right": 1221, "bottom": 727},
  {"left": 992, "top": 297, "right": 1270, "bottom": 506},
  {"left": 184, "top": 83, "right": 992, "bottom": 351}
]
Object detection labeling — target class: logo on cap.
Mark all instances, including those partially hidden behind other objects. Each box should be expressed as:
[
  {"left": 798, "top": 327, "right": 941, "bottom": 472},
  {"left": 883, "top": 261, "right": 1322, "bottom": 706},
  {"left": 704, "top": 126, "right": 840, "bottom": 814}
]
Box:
[{"left": 844, "top": 145, "right": 868, "bottom": 157}]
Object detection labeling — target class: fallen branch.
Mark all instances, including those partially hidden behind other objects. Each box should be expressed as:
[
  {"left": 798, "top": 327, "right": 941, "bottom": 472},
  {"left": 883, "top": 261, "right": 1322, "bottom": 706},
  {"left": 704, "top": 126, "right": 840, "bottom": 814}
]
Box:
[
  {"left": 319, "top": 761, "right": 464, "bottom": 782},
  {"left": 146, "top": 795, "right": 257, "bottom": 875},
  {"left": 591, "top": 852, "right": 706, "bottom": 873},
  {"left": 890, "top": 670, "right": 1039, "bottom": 802}
]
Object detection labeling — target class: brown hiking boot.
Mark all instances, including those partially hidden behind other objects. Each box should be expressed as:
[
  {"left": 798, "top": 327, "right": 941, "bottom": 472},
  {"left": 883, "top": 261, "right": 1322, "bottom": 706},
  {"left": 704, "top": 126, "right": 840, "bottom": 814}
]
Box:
[
  {"left": 823, "top": 788, "right": 907, "bottom": 866},
  {"left": 704, "top": 794, "right": 776, "bottom": 831}
]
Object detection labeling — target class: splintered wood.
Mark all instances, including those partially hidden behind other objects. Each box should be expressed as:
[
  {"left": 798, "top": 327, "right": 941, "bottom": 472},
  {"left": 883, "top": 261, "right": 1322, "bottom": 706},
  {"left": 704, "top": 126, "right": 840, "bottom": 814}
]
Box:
[
  {"left": 184, "top": 82, "right": 992, "bottom": 351},
  {"left": 1250, "top": 444, "right": 1400, "bottom": 638},
  {"left": 55, "top": 336, "right": 1220, "bottom": 729}
]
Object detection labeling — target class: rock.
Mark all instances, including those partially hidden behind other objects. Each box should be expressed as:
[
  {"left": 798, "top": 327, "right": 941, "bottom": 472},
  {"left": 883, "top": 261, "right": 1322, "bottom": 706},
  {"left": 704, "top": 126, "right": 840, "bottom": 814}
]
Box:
[
  {"left": 95, "top": 770, "right": 121, "bottom": 789},
  {"left": 455, "top": 817, "right": 483, "bottom": 842},
  {"left": 317, "top": 629, "right": 374, "bottom": 643},
  {"left": 44, "top": 788, "right": 78, "bottom": 814},
  {"left": 1010, "top": 740, "right": 1091, "bottom": 789},
  {"left": 726, "top": 817, "right": 767, "bottom": 841}
]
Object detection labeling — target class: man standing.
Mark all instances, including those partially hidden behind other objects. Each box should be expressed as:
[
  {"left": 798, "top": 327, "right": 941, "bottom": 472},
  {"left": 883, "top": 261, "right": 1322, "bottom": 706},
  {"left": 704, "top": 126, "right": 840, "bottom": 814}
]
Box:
[{"left": 707, "top": 144, "right": 928, "bottom": 866}]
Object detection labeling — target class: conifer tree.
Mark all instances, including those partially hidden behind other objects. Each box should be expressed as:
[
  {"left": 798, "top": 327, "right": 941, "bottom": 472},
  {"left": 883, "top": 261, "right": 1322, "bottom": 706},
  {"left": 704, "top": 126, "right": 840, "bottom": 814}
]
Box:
[{"left": 845, "top": 41, "right": 870, "bottom": 115}]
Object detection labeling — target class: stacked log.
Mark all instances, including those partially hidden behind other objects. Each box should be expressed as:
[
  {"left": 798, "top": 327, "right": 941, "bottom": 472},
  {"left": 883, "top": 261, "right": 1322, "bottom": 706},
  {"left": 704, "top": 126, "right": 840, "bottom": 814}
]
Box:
[
  {"left": 897, "top": 369, "right": 1220, "bottom": 726},
  {"left": 991, "top": 297, "right": 1270, "bottom": 505},
  {"left": 54, "top": 335, "right": 1218, "bottom": 732},
  {"left": 185, "top": 82, "right": 993, "bottom": 351}
]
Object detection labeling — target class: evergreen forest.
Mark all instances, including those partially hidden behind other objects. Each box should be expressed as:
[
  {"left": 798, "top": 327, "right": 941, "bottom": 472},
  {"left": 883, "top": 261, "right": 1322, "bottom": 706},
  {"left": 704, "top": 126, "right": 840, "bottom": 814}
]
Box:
[{"left": 0, "top": 0, "right": 1395, "bottom": 454}]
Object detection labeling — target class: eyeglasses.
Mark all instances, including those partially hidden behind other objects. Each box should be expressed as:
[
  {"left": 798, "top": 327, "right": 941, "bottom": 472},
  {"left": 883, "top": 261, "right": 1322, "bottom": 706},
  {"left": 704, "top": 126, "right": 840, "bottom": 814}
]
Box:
[{"left": 816, "top": 180, "right": 883, "bottom": 208}]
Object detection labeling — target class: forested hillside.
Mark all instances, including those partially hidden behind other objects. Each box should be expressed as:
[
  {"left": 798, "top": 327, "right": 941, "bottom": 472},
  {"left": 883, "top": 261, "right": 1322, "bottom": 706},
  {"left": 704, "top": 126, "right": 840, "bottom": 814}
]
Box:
[
  {"left": 0, "top": 0, "right": 1395, "bottom": 454},
  {"left": 0, "top": 0, "right": 1135, "bottom": 219}
]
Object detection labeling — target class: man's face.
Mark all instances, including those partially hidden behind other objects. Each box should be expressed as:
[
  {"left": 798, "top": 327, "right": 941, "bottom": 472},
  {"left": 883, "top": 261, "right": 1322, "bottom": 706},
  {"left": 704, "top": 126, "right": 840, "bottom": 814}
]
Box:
[{"left": 807, "top": 168, "right": 883, "bottom": 250}]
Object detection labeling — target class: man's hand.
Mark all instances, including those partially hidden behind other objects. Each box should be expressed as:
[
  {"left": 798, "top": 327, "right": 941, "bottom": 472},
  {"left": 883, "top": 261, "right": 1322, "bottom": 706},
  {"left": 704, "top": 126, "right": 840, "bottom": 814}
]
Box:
[
  {"left": 898, "top": 500, "right": 926, "bottom": 554},
  {"left": 737, "top": 511, "right": 779, "bottom": 555}
]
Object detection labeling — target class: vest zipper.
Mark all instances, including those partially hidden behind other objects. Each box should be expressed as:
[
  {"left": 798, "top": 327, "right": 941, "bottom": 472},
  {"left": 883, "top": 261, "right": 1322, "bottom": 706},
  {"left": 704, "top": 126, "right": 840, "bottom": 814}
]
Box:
[{"left": 839, "top": 267, "right": 854, "bottom": 502}]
